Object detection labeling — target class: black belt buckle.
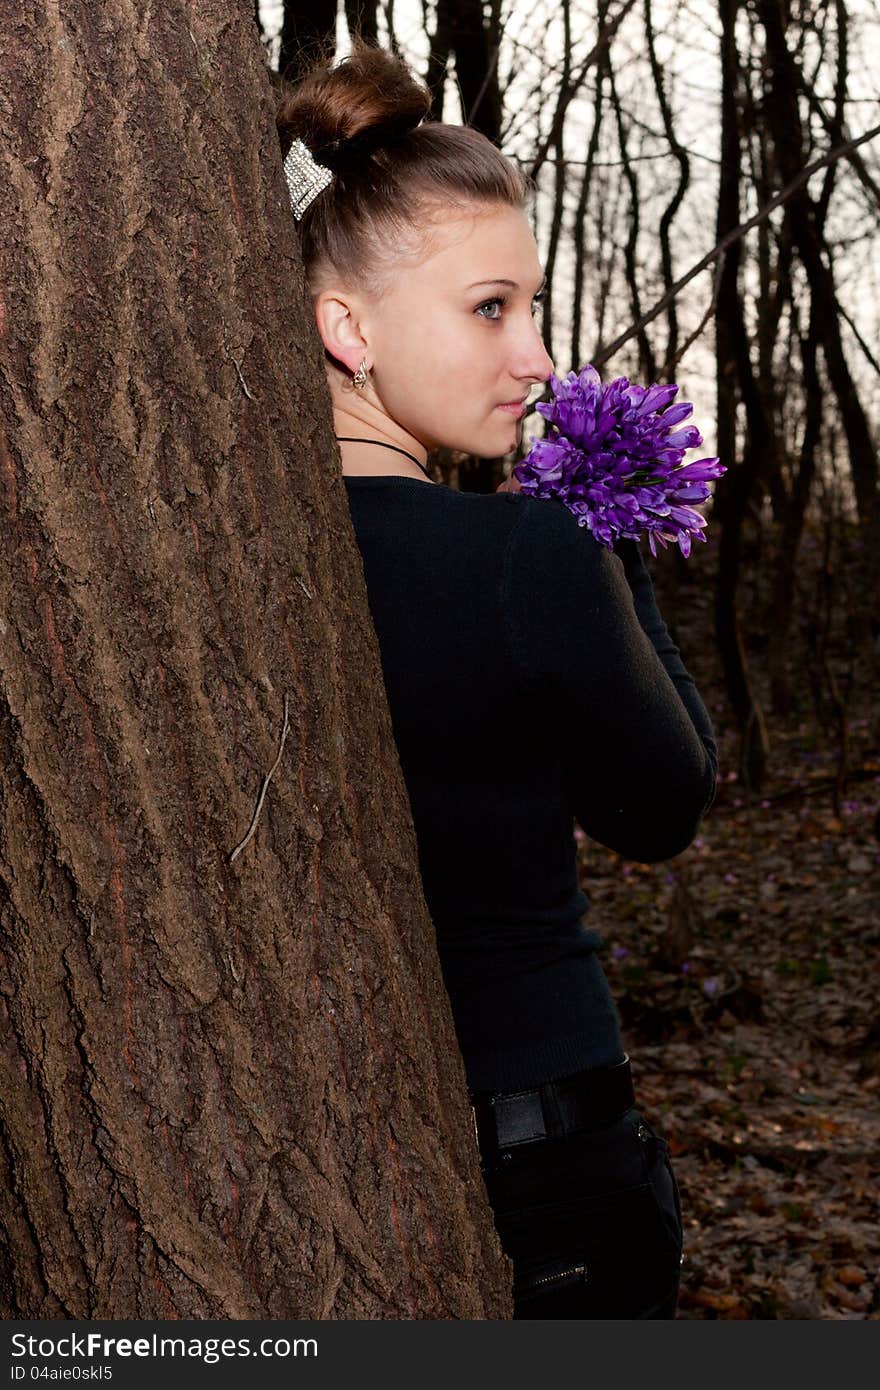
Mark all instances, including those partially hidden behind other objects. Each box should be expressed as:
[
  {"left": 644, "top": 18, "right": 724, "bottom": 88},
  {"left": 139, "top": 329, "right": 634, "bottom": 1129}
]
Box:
[
  {"left": 469, "top": 1056, "right": 635, "bottom": 1172},
  {"left": 469, "top": 1085, "right": 548, "bottom": 1172},
  {"left": 493, "top": 1088, "right": 548, "bottom": 1147}
]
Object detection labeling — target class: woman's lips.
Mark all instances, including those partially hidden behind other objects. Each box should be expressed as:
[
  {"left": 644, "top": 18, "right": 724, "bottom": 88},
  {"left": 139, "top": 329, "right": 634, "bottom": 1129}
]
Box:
[{"left": 497, "top": 402, "right": 526, "bottom": 418}]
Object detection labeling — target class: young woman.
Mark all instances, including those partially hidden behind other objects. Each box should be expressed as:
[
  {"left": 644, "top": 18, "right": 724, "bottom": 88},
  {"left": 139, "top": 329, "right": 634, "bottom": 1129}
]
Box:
[{"left": 276, "top": 41, "right": 718, "bottom": 1320}]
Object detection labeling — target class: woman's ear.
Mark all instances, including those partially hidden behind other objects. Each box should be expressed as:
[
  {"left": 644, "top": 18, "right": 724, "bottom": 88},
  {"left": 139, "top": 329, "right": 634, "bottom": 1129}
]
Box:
[{"left": 313, "top": 289, "right": 369, "bottom": 376}]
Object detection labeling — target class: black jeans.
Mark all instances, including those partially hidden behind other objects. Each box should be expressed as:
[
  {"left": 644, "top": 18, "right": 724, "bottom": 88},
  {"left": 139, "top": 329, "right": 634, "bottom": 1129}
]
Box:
[{"left": 480, "top": 1106, "right": 683, "bottom": 1318}]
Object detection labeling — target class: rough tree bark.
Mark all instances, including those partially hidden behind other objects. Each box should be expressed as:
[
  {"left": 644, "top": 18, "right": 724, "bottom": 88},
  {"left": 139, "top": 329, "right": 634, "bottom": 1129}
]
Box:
[{"left": 0, "top": 0, "right": 511, "bottom": 1319}]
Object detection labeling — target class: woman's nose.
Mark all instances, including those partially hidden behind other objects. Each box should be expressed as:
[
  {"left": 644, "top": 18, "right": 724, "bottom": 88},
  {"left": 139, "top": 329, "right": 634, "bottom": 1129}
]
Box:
[{"left": 514, "top": 317, "right": 554, "bottom": 384}]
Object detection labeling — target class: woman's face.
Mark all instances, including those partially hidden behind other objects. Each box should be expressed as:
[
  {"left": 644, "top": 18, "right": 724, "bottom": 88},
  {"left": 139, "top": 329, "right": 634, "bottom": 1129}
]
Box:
[{"left": 320, "top": 203, "right": 555, "bottom": 457}]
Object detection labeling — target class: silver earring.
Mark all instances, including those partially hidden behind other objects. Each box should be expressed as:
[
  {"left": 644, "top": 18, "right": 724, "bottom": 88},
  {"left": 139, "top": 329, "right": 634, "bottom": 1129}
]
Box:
[{"left": 352, "top": 359, "right": 370, "bottom": 389}]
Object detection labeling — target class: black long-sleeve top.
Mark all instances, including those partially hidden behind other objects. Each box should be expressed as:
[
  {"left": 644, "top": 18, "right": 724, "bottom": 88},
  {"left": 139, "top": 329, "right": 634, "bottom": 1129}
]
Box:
[{"left": 343, "top": 475, "right": 718, "bottom": 1091}]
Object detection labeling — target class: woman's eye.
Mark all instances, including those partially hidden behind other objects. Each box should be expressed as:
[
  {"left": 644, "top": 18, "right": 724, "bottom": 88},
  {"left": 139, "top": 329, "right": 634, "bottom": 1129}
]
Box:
[{"left": 476, "top": 291, "right": 546, "bottom": 321}]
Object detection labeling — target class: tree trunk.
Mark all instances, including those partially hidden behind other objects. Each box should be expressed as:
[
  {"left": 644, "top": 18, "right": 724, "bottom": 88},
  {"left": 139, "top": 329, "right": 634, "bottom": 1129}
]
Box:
[
  {"left": 343, "top": 0, "right": 380, "bottom": 47},
  {"left": 758, "top": 0, "right": 879, "bottom": 536},
  {"left": 427, "top": 0, "right": 503, "bottom": 139},
  {"left": 768, "top": 309, "right": 822, "bottom": 714},
  {"left": 278, "top": 0, "right": 338, "bottom": 84},
  {"left": 0, "top": 0, "right": 510, "bottom": 1320},
  {"left": 713, "top": 0, "right": 770, "bottom": 791}
]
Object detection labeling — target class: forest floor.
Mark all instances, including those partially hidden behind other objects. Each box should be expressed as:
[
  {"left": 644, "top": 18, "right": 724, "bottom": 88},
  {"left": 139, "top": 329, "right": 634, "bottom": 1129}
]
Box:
[{"left": 580, "top": 530, "right": 880, "bottom": 1319}]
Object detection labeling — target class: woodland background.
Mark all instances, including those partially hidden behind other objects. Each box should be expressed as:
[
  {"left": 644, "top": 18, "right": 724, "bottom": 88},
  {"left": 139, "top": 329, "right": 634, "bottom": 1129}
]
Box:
[
  {"left": 0, "top": 0, "right": 877, "bottom": 1320},
  {"left": 262, "top": 0, "right": 880, "bottom": 1318}
]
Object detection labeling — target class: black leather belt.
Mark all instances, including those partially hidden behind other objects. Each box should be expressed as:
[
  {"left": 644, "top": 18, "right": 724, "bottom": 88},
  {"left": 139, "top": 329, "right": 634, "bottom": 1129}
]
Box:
[{"left": 469, "top": 1056, "right": 635, "bottom": 1165}]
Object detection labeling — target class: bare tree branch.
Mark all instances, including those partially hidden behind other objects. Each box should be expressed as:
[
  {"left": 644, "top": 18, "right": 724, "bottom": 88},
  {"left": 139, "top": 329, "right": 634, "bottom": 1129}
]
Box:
[
  {"left": 594, "top": 121, "right": 880, "bottom": 367},
  {"left": 527, "top": 0, "right": 638, "bottom": 182}
]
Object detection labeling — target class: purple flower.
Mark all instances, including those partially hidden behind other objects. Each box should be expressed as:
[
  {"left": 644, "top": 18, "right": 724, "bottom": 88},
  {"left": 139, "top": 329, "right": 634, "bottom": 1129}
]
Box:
[
  {"left": 513, "top": 365, "right": 725, "bottom": 554},
  {"left": 612, "top": 945, "right": 629, "bottom": 960}
]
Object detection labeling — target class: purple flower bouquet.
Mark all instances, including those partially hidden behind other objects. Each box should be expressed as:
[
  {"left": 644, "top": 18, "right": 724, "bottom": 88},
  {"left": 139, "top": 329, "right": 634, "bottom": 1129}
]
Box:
[{"left": 513, "top": 365, "right": 726, "bottom": 556}]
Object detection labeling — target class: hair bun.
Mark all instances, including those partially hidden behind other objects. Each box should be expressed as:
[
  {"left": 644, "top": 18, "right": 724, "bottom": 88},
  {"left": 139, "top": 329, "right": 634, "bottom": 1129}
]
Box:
[
  {"left": 277, "top": 40, "right": 432, "bottom": 169},
  {"left": 312, "top": 114, "right": 422, "bottom": 168},
  {"left": 276, "top": 39, "right": 528, "bottom": 301}
]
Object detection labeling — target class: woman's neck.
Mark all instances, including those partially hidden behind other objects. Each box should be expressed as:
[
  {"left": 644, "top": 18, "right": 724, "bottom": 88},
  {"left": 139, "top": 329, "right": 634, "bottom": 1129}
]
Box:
[{"left": 332, "top": 405, "right": 432, "bottom": 481}]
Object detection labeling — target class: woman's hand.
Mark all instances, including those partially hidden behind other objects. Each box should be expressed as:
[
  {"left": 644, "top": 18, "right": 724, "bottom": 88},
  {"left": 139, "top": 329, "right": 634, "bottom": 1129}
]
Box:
[{"left": 495, "top": 473, "right": 523, "bottom": 494}]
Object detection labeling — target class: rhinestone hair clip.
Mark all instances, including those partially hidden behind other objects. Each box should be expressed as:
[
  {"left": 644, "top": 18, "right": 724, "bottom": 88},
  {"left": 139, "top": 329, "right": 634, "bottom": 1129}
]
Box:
[{"left": 283, "top": 138, "right": 333, "bottom": 221}]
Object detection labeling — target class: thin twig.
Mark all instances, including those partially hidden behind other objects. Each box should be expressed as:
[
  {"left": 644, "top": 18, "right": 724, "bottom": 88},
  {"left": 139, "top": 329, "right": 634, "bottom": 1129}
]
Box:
[
  {"left": 223, "top": 328, "right": 255, "bottom": 401},
  {"left": 837, "top": 299, "right": 880, "bottom": 377},
  {"left": 228, "top": 694, "right": 291, "bottom": 863},
  {"left": 659, "top": 251, "right": 726, "bottom": 378},
  {"left": 528, "top": 0, "right": 639, "bottom": 182},
  {"left": 469, "top": 41, "right": 500, "bottom": 124},
  {"left": 231, "top": 355, "right": 254, "bottom": 401}
]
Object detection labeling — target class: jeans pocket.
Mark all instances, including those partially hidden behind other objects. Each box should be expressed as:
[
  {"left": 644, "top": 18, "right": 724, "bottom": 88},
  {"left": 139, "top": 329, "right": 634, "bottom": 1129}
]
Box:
[
  {"left": 514, "top": 1255, "right": 589, "bottom": 1306},
  {"left": 499, "top": 1176, "right": 680, "bottom": 1319},
  {"left": 636, "top": 1116, "right": 684, "bottom": 1257}
]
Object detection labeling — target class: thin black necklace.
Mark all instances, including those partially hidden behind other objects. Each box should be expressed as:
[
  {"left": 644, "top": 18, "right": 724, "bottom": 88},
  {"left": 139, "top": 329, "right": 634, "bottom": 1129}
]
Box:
[{"left": 335, "top": 436, "right": 432, "bottom": 480}]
